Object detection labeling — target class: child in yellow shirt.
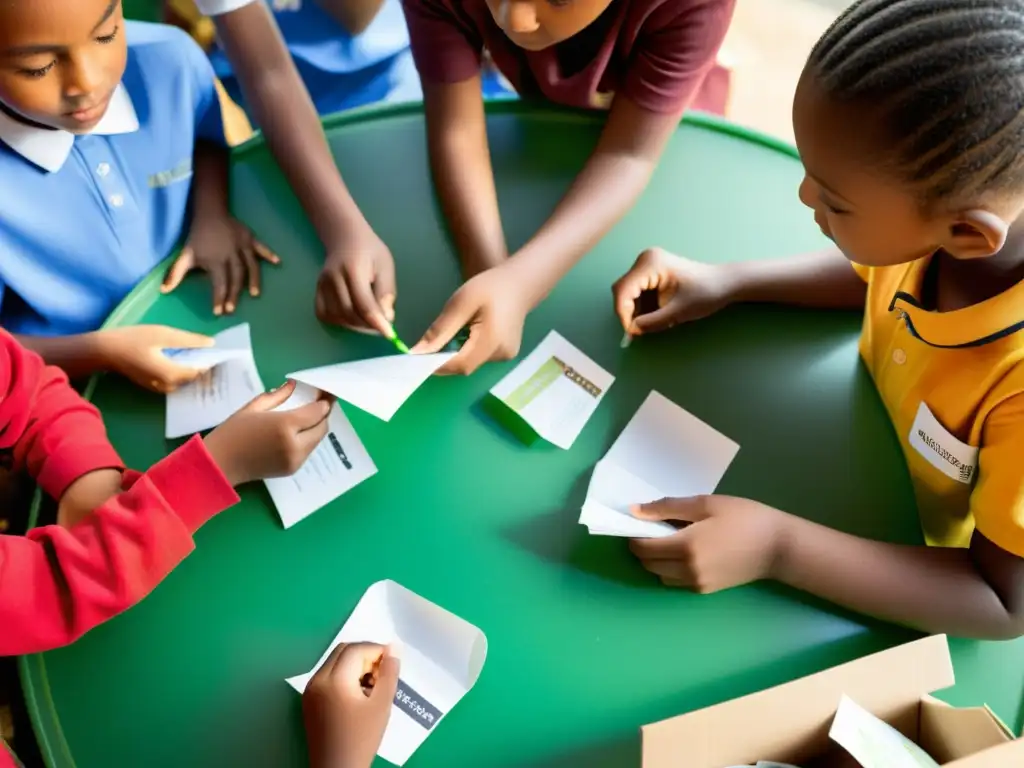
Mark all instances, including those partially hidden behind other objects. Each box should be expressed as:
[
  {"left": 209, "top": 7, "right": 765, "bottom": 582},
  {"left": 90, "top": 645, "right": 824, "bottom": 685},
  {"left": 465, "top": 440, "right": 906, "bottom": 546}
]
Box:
[{"left": 613, "top": 0, "right": 1024, "bottom": 640}]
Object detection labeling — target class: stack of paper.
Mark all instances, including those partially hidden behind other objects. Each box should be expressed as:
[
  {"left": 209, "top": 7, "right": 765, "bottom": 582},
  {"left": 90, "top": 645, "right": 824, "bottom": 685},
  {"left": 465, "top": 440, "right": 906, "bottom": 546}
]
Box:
[
  {"left": 287, "top": 352, "right": 455, "bottom": 422},
  {"left": 827, "top": 695, "right": 941, "bottom": 767},
  {"left": 488, "top": 331, "right": 614, "bottom": 449},
  {"left": 264, "top": 382, "right": 378, "bottom": 529},
  {"left": 580, "top": 391, "right": 740, "bottom": 538},
  {"left": 165, "top": 323, "right": 262, "bottom": 439},
  {"left": 286, "top": 580, "right": 488, "bottom": 766}
]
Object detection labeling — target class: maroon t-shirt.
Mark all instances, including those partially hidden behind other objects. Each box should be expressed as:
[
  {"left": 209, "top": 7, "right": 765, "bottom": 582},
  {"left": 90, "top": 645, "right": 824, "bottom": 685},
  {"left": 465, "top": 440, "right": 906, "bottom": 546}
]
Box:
[{"left": 402, "top": 0, "right": 735, "bottom": 114}]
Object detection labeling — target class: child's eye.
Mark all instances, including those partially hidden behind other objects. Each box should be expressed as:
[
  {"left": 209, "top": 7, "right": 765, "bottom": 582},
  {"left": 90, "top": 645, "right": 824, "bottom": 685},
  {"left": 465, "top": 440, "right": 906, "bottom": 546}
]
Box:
[
  {"left": 547, "top": 0, "right": 571, "bottom": 6},
  {"left": 17, "top": 61, "right": 55, "bottom": 79},
  {"left": 96, "top": 25, "right": 120, "bottom": 44}
]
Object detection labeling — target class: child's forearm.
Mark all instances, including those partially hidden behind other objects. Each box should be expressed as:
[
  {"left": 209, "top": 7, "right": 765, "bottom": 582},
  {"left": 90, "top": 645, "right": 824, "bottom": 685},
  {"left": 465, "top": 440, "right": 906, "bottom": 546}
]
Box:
[
  {"left": 773, "top": 513, "right": 1024, "bottom": 639},
  {"left": 506, "top": 98, "right": 676, "bottom": 309},
  {"left": 191, "top": 141, "right": 230, "bottom": 222},
  {"left": 728, "top": 249, "right": 867, "bottom": 309},
  {"left": 424, "top": 80, "right": 508, "bottom": 278},
  {"left": 214, "top": 4, "right": 373, "bottom": 249},
  {"left": 14, "top": 333, "right": 110, "bottom": 378}
]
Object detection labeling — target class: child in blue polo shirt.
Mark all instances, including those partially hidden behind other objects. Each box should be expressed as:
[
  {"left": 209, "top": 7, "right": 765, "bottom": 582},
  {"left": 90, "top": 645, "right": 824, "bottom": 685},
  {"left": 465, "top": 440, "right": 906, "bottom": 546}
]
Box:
[{"left": 0, "top": 1, "right": 276, "bottom": 392}]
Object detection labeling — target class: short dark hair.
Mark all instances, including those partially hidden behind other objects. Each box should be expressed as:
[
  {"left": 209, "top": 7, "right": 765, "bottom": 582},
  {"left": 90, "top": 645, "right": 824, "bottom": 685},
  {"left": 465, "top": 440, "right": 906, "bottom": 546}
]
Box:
[{"left": 806, "top": 0, "right": 1024, "bottom": 204}]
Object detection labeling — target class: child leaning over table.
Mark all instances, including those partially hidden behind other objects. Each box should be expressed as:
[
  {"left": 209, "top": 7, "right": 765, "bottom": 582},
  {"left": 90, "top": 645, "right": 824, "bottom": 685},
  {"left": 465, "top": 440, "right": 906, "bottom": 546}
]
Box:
[
  {"left": 403, "top": 0, "right": 736, "bottom": 375},
  {"left": 0, "top": 1, "right": 277, "bottom": 394},
  {"left": 613, "top": 0, "right": 1024, "bottom": 640}
]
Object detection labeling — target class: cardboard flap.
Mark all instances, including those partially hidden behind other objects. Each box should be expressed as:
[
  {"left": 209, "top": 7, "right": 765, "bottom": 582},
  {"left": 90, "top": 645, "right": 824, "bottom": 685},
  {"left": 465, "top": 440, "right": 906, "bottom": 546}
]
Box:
[
  {"left": 641, "top": 636, "right": 954, "bottom": 768},
  {"left": 918, "top": 697, "right": 1013, "bottom": 764},
  {"left": 943, "top": 739, "right": 1024, "bottom": 767}
]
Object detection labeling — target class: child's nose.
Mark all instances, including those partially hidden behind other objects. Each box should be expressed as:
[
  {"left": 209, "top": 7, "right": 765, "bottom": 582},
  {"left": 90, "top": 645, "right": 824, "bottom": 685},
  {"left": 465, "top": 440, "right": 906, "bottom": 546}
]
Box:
[
  {"left": 505, "top": 0, "right": 540, "bottom": 34},
  {"left": 798, "top": 174, "right": 817, "bottom": 210},
  {"left": 63, "top": 56, "right": 104, "bottom": 100}
]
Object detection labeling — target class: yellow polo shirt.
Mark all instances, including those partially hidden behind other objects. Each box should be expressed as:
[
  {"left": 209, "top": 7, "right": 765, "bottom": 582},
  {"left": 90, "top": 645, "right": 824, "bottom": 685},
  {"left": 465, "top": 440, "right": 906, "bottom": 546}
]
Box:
[{"left": 853, "top": 258, "right": 1024, "bottom": 557}]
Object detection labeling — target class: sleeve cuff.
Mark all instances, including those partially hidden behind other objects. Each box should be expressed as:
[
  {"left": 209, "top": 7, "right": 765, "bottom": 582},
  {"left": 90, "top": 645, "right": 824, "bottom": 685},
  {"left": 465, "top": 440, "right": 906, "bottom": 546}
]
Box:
[
  {"left": 37, "top": 442, "right": 125, "bottom": 501},
  {"left": 144, "top": 436, "right": 239, "bottom": 532}
]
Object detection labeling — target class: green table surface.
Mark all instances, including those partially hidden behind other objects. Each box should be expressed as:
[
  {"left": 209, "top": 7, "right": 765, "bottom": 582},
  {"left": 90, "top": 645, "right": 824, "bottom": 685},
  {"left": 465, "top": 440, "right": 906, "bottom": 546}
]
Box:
[{"left": 20, "top": 103, "right": 1024, "bottom": 768}]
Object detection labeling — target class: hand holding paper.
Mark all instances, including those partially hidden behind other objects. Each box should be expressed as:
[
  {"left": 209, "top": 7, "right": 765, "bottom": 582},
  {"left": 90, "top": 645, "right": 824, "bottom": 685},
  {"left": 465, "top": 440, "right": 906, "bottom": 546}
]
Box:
[
  {"left": 287, "top": 581, "right": 487, "bottom": 766},
  {"left": 580, "top": 391, "right": 739, "bottom": 538},
  {"left": 303, "top": 642, "right": 401, "bottom": 768}
]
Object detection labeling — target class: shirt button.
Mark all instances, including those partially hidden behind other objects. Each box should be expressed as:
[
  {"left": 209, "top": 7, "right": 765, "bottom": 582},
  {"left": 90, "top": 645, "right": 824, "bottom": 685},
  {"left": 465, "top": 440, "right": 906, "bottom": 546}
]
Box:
[
  {"left": 96, "top": 162, "right": 110, "bottom": 177},
  {"left": 109, "top": 193, "right": 124, "bottom": 207},
  {"left": 892, "top": 348, "right": 907, "bottom": 365}
]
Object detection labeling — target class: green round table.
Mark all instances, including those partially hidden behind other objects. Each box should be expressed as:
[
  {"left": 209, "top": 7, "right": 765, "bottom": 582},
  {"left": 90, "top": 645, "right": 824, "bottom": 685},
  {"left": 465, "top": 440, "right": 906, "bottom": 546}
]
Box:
[{"left": 20, "top": 103, "right": 1024, "bottom": 767}]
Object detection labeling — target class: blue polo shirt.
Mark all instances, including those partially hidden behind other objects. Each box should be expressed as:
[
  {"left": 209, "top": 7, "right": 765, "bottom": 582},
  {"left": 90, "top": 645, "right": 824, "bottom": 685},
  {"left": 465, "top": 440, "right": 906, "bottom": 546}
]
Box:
[
  {"left": 0, "top": 21, "right": 226, "bottom": 337},
  {"left": 202, "top": 0, "right": 420, "bottom": 115}
]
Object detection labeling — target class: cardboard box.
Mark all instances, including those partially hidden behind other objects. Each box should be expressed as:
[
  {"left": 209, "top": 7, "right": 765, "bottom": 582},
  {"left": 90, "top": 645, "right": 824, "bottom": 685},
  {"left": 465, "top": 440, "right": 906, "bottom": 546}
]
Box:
[{"left": 641, "top": 635, "right": 1022, "bottom": 768}]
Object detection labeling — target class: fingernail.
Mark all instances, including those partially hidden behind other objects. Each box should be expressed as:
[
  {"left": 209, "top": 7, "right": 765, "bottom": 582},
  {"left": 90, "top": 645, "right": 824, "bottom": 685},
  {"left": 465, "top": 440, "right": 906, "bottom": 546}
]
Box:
[
  {"left": 213, "top": 307, "right": 222, "bottom": 316},
  {"left": 251, "top": 288, "right": 259, "bottom": 297},
  {"left": 226, "top": 304, "right": 235, "bottom": 313}
]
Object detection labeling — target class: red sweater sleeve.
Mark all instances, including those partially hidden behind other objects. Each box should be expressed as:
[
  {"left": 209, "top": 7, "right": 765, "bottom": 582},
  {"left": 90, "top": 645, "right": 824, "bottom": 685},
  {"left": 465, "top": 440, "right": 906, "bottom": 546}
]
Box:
[
  {"left": 0, "top": 435, "right": 239, "bottom": 656},
  {"left": 0, "top": 330, "right": 123, "bottom": 499}
]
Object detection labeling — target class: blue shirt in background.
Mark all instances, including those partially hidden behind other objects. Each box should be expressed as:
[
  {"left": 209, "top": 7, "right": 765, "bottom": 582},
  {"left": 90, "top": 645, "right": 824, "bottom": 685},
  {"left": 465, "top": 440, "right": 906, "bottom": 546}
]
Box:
[{"left": 0, "top": 21, "right": 227, "bottom": 337}]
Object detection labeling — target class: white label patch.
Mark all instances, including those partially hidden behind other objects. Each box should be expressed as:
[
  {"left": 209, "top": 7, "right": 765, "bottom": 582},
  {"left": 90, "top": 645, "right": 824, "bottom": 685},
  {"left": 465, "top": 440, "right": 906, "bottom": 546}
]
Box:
[{"left": 908, "top": 402, "right": 978, "bottom": 484}]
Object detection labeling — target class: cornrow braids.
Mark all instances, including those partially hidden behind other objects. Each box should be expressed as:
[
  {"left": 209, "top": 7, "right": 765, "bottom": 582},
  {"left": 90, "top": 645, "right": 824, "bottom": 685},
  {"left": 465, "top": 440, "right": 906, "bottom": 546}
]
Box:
[{"left": 806, "top": 0, "right": 1024, "bottom": 205}]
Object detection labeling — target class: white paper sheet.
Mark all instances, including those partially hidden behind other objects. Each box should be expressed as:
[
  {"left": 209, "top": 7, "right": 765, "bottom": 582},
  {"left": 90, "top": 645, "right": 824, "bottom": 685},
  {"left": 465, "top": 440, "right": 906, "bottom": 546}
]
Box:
[
  {"left": 165, "top": 324, "right": 262, "bottom": 439},
  {"left": 262, "top": 383, "right": 378, "bottom": 528},
  {"left": 162, "top": 326, "right": 252, "bottom": 371},
  {"left": 286, "top": 580, "right": 487, "bottom": 766},
  {"left": 581, "top": 391, "right": 739, "bottom": 538},
  {"left": 489, "top": 331, "right": 614, "bottom": 449},
  {"left": 286, "top": 352, "right": 455, "bottom": 422},
  {"left": 829, "top": 695, "right": 940, "bottom": 767}
]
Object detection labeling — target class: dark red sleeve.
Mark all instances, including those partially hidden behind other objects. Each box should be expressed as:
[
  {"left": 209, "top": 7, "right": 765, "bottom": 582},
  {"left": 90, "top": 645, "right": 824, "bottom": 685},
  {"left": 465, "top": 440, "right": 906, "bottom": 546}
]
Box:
[
  {"left": 623, "top": 0, "right": 735, "bottom": 115},
  {"left": 0, "top": 330, "right": 123, "bottom": 499},
  {"left": 402, "top": 0, "right": 484, "bottom": 83},
  {"left": 0, "top": 436, "right": 239, "bottom": 656}
]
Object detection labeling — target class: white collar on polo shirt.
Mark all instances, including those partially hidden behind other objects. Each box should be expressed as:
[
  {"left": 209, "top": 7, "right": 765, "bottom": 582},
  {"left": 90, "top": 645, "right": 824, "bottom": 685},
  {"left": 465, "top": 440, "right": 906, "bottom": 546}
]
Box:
[{"left": 0, "top": 83, "right": 139, "bottom": 173}]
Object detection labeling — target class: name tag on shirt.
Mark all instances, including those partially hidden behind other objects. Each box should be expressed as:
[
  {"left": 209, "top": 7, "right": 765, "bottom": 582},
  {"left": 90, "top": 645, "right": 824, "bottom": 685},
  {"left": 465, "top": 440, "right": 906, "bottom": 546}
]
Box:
[{"left": 908, "top": 402, "right": 978, "bottom": 484}]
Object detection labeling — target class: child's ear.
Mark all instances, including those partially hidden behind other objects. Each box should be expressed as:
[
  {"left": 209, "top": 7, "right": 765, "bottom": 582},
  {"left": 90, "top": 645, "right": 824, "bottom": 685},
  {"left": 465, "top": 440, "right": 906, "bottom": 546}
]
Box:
[{"left": 944, "top": 209, "right": 1009, "bottom": 259}]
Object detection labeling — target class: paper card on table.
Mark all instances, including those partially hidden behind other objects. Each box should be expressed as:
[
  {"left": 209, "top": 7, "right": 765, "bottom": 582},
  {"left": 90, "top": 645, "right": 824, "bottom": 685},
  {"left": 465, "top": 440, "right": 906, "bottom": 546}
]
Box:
[
  {"left": 488, "top": 331, "right": 614, "bottom": 449},
  {"left": 165, "top": 324, "right": 262, "bottom": 439},
  {"left": 829, "top": 695, "right": 941, "bottom": 767},
  {"left": 286, "top": 352, "right": 455, "bottom": 422},
  {"left": 263, "top": 382, "right": 378, "bottom": 529},
  {"left": 580, "top": 391, "right": 739, "bottom": 538},
  {"left": 163, "top": 324, "right": 253, "bottom": 370},
  {"left": 285, "top": 580, "right": 487, "bottom": 766}
]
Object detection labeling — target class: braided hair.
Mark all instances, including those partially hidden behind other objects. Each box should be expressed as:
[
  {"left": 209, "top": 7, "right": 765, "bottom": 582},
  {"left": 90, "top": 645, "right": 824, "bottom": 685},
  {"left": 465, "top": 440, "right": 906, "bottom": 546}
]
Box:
[{"left": 806, "top": 0, "right": 1024, "bottom": 205}]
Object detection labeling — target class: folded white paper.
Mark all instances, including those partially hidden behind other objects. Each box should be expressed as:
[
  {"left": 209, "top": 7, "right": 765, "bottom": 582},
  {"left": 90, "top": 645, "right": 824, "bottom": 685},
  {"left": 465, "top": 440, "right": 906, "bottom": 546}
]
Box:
[
  {"left": 286, "top": 580, "right": 487, "bottom": 766},
  {"left": 829, "top": 695, "right": 940, "bottom": 768},
  {"left": 581, "top": 391, "right": 739, "bottom": 538},
  {"left": 489, "top": 331, "right": 614, "bottom": 449},
  {"left": 263, "top": 383, "right": 378, "bottom": 529},
  {"left": 162, "top": 327, "right": 252, "bottom": 370},
  {"left": 165, "top": 324, "right": 262, "bottom": 439},
  {"left": 287, "top": 352, "right": 455, "bottom": 422}
]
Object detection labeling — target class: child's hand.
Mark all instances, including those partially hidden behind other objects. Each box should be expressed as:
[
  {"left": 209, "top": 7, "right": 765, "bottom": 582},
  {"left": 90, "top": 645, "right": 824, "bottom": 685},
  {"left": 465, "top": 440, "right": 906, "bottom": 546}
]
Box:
[
  {"left": 303, "top": 642, "right": 400, "bottom": 768},
  {"left": 57, "top": 468, "right": 124, "bottom": 528},
  {"left": 628, "top": 495, "right": 787, "bottom": 593},
  {"left": 98, "top": 325, "right": 213, "bottom": 393},
  {"left": 315, "top": 227, "right": 397, "bottom": 337},
  {"left": 612, "top": 248, "right": 737, "bottom": 336},
  {"left": 162, "top": 216, "right": 280, "bottom": 316},
  {"left": 410, "top": 264, "right": 530, "bottom": 375},
  {"left": 202, "top": 381, "right": 331, "bottom": 486}
]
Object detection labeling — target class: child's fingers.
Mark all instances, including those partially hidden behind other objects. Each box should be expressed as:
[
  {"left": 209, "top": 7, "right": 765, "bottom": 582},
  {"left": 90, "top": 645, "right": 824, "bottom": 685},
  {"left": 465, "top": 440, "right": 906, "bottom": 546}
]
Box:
[
  {"left": 209, "top": 266, "right": 229, "bottom": 316},
  {"left": 161, "top": 247, "right": 196, "bottom": 294},
  {"left": 373, "top": 259, "right": 397, "bottom": 324},
  {"left": 241, "top": 246, "right": 261, "bottom": 297},
  {"left": 253, "top": 240, "right": 281, "bottom": 265},
  {"left": 348, "top": 274, "right": 393, "bottom": 338},
  {"left": 224, "top": 257, "right": 244, "bottom": 314},
  {"left": 373, "top": 654, "right": 401, "bottom": 700},
  {"left": 288, "top": 399, "right": 332, "bottom": 434},
  {"left": 436, "top": 327, "right": 487, "bottom": 376},
  {"left": 161, "top": 328, "right": 215, "bottom": 349},
  {"left": 410, "top": 295, "right": 468, "bottom": 354},
  {"left": 248, "top": 380, "right": 297, "bottom": 412}
]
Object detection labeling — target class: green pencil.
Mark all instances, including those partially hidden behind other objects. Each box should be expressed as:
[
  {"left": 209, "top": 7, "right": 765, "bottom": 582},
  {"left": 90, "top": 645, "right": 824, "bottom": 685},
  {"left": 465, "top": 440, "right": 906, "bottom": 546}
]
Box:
[{"left": 384, "top": 323, "right": 410, "bottom": 353}]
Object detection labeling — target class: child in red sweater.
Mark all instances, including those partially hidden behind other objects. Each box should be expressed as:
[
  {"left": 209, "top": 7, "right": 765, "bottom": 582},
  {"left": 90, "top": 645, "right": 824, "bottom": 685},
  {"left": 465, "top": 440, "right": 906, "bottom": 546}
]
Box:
[{"left": 0, "top": 327, "right": 330, "bottom": 655}]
